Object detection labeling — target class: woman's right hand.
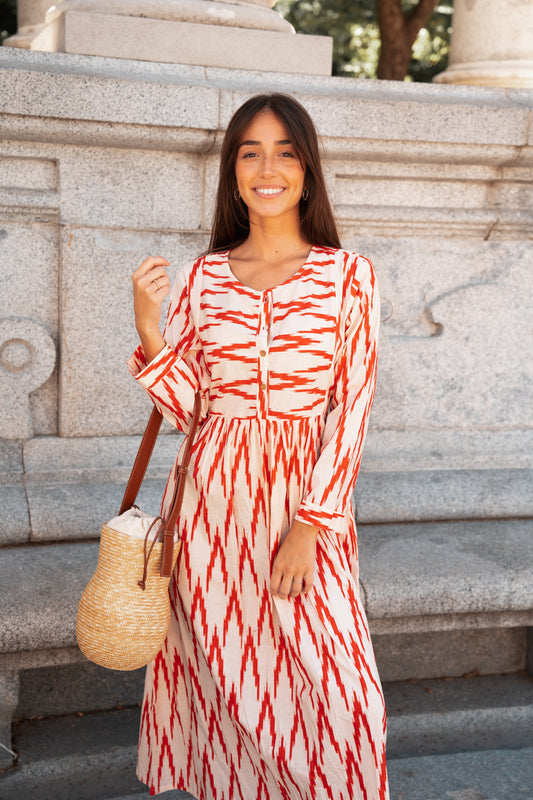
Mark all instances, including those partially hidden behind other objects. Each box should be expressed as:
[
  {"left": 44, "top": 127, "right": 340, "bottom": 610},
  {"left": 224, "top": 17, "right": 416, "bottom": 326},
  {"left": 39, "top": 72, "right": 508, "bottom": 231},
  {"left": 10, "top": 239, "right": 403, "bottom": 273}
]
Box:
[{"left": 132, "top": 256, "right": 171, "bottom": 362}]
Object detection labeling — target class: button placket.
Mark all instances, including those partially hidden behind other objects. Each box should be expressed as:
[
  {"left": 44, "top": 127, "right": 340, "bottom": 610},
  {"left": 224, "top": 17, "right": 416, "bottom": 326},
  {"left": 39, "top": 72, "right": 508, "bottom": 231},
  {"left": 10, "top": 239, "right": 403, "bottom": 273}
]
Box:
[{"left": 257, "top": 291, "right": 271, "bottom": 408}]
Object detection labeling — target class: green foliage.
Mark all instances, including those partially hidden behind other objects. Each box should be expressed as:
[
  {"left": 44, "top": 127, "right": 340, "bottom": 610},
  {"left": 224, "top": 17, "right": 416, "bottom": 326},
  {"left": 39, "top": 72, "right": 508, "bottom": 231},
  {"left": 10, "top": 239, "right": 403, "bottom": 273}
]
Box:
[
  {"left": 274, "top": 0, "right": 453, "bottom": 81},
  {"left": 0, "top": 0, "right": 17, "bottom": 45},
  {"left": 408, "top": 3, "right": 453, "bottom": 82}
]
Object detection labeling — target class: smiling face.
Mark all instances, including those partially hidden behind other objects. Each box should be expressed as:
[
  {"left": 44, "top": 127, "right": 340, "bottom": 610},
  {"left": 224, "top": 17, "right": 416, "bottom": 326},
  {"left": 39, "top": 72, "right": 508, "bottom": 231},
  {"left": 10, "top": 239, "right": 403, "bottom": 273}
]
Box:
[{"left": 234, "top": 109, "right": 306, "bottom": 230}]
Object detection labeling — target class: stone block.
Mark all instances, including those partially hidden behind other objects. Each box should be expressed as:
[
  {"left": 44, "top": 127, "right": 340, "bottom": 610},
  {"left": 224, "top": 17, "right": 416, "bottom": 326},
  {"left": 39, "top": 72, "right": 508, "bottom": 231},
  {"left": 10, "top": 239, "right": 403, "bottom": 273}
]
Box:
[
  {"left": 354, "top": 235, "right": 533, "bottom": 433},
  {"left": 355, "top": 468, "right": 533, "bottom": 524},
  {"left": 58, "top": 148, "right": 204, "bottom": 230},
  {"left": 15, "top": 661, "right": 145, "bottom": 719},
  {"left": 0, "top": 48, "right": 219, "bottom": 131},
  {"left": 58, "top": 227, "right": 207, "bottom": 437},
  {"left": 329, "top": 157, "right": 533, "bottom": 238},
  {"left": 0, "top": 442, "right": 30, "bottom": 546},
  {"left": 0, "top": 170, "right": 59, "bottom": 436},
  {"left": 202, "top": 154, "right": 220, "bottom": 231},
  {"left": 33, "top": 10, "right": 333, "bottom": 76},
  {"left": 24, "top": 431, "right": 182, "bottom": 541},
  {"left": 387, "top": 747, "right": 533, "bottom": 800},
  {"left": 0, "top": 672, "right": 19, "bottom": 769},
  {"left": 0, "top": 542, "right": 98, "bottom": 653},
  {"left": 373, "top": 626, "right": 526, "bottom": 682},
  {"left": 3, "top": 709, "right": 143, "bottom": 800},
  {"left": 217, "top": 79, "right": 531, "bottom": 146},
  {"left": 358, "top": 519, "right": 533, "bottom": 634},
  {"left": 0, "top": 647, "right": 85, "bottom": 672},
  {"left": 385, "top": 673, "right": 533, "bottom": 759},
  {"left": 360, "top": 428, "right": 533, "bottom": 473}
]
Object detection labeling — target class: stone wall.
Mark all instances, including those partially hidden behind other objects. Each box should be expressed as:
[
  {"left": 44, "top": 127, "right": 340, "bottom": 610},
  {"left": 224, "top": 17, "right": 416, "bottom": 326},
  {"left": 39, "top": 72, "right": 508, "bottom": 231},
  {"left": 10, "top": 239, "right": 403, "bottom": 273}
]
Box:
[{"left": 0, "top": 46, "right": 532, "bottom": 546}]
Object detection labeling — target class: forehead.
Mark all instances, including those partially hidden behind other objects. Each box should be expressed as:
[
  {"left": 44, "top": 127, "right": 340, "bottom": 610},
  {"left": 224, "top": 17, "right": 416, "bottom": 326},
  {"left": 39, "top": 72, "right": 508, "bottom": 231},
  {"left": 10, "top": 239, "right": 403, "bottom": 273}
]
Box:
[{"left": 239, "top": 109, "right": 291, "bottom": 144}]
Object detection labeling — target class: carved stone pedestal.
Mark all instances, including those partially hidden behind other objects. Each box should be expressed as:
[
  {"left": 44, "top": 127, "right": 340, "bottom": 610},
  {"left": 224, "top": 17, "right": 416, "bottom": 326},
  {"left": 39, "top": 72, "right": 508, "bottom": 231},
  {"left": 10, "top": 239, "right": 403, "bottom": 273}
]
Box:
[{"left": 11, "top": 0, "right": 332, "bottom": 74}]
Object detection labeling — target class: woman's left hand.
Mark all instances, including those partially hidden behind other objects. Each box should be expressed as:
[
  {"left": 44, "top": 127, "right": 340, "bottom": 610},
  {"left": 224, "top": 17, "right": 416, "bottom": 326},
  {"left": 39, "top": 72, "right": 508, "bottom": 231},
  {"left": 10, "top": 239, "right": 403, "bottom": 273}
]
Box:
[{"left": 270, "top": 521, "right": 319, "bottom": 599}]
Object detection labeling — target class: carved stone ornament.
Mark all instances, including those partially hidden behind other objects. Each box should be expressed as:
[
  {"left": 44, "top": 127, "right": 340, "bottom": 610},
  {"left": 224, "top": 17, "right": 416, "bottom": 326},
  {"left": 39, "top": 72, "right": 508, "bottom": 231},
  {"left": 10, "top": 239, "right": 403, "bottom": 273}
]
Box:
[{"left": 0, "top": 318, "right": 56, "bottom": 440}]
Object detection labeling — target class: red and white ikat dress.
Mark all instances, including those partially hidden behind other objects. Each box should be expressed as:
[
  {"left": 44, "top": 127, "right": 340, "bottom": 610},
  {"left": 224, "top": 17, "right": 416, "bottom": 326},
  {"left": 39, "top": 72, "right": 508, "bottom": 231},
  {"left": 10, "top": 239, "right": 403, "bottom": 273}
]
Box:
[{"left": 128, "top": 246, "right": 388, "bottom": 800}]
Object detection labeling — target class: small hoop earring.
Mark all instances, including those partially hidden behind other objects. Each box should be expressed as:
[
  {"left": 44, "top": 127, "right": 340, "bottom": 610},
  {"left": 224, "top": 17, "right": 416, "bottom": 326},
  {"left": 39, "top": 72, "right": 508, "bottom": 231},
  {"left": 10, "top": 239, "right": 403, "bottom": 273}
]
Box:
[
  {"left": 301, "top": 188, "right": 309, "bottom": 201},
  {"left": 234, "top": 189, "right": 241, "bottom": 202}
]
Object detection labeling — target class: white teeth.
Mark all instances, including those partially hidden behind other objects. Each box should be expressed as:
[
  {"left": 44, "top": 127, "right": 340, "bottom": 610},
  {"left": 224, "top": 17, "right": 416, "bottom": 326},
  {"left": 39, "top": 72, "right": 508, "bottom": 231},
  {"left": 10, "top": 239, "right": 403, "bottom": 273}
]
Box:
[{"left": 256, "top": 187, "right": 283, "bottom": 196}]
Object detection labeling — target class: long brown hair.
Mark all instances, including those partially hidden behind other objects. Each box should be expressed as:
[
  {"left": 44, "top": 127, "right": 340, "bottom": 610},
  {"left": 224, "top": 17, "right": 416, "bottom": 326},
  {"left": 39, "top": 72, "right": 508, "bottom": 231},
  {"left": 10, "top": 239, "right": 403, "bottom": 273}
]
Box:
[{"left": 208, "top": 94, "right": 341, "bottom": 253}]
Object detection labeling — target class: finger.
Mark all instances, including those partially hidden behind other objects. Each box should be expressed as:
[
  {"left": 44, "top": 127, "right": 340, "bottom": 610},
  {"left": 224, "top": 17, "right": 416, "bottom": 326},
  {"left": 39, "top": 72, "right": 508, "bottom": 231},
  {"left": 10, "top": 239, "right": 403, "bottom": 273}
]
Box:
[
  {"left": 133, "top": 257, "right": 170, "bottom": 284},
  {"left": 276, "top": 574, "right": 294, "bottom": 600},
  {"left": 149, "top": 275, "right": 169, "bottom": 293},
  {"left": 269, "top": 566, "right": 282, "bottom": 596},
  {"left": 301, "top": 572, "right": 314, "bottom": 595},
  {"left": 140, "top": 255, "right": 170, "bottom": 271},
  {"left": 140, "top": 267, "right": 169, "bottom": 289},
  {"left": 289, "top": 577, "right": 304, "bottom": 598}
]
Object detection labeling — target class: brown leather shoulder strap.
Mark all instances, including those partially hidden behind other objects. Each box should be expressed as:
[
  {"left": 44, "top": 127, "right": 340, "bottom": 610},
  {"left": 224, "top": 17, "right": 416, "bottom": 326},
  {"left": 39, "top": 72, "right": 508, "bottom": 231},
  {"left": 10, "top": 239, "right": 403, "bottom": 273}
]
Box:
[{"left": 119, "top": 407, "right": 163, "bottom": 515}]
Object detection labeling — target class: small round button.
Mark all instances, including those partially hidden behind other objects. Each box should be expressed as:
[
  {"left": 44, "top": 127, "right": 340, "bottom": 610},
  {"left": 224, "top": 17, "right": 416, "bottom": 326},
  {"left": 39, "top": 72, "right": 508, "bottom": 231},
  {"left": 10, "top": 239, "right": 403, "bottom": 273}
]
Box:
[
  {"left": 260, "top": 383, "right": 267, "bottom": 390},
  {"left": 259, "top": 350, "right": 267, "bottom": 357}
]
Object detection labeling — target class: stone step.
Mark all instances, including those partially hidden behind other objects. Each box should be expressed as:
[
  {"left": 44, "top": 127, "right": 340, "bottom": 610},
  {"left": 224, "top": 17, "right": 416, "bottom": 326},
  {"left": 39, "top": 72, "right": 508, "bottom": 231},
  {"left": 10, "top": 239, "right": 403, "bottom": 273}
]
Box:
[
  {"left": 2, "top": 519, "right": 531, "bottom": 661},
  {"left": 373, "top": 624, "right": 528, "bottom": 683},
  {"left": 0, "top": 708, "right": 193, "bottom": 800},
  {"left": 384, "top": 671, "right": 533, "bottom": 759},
  {"left": 387, "top": 747, "right": 533, "bottom": 800},
  {"left": 1, "top": 672, "right": 532, "bottom": 800}
]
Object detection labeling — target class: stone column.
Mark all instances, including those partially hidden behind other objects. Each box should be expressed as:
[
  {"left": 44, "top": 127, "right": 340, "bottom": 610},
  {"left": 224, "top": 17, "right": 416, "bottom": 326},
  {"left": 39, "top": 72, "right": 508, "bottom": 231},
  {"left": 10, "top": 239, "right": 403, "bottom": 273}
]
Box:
[
  {"left": 12, "top": 0, "right": 332, "bottom": 75},
  {"left": 434, "top": 0, "right": 533, "bottom": 87}
]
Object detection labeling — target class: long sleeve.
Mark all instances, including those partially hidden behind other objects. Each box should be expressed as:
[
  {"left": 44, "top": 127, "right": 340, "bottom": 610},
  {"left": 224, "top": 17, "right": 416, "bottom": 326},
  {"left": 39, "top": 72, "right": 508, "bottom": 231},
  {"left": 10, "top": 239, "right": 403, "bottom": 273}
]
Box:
[
  {"left": 127, "top": 261, "right": 209, "bottom": 432},
  {"left": 295, "top": 253, "right": 379, "bottom": 534}
]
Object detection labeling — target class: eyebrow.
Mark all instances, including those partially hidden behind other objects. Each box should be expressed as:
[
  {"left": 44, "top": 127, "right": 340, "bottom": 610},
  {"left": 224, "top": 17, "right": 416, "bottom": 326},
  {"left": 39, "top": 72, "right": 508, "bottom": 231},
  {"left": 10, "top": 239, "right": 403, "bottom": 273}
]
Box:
[{"left": 239, "top": 139, "right": 292, "bottom": 147}]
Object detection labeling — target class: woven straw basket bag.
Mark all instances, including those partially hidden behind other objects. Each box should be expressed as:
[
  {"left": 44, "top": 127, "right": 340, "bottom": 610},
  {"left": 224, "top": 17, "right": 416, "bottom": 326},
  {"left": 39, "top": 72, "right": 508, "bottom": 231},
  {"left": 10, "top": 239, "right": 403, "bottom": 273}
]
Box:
[
  {"left": 76, "top": 511, "right": 180, "bottom": 671},
  {"left": 76, "top": 394, "right": 201, "bottom": 671}
]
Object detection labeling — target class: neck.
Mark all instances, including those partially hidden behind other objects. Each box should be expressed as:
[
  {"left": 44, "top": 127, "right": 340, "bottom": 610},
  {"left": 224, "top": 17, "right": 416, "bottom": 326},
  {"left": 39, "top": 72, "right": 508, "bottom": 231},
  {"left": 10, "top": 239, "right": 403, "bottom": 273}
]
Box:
[{"left": 243, "top": 215, "right": 309, "bottom": 262}]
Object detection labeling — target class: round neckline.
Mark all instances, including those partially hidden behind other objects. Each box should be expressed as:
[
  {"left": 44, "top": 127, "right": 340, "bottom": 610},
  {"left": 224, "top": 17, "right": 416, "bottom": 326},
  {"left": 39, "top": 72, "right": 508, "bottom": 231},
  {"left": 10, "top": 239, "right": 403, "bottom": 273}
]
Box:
[{"left": 225, "top": 246, "right": 316, "bottom": 294}]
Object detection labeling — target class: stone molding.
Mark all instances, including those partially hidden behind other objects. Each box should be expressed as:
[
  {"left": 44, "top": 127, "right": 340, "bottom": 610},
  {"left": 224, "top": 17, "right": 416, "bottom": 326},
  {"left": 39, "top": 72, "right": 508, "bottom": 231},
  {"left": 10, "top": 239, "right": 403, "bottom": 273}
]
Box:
[
  {"left": 0, "top": 49, "right": 531, "bottom": 242},
  {"left": 435, "top": 60, "right": 533, "bottom": 89},
  {"left": 0, "top": 428, "right": 529, "bottom": 546}
]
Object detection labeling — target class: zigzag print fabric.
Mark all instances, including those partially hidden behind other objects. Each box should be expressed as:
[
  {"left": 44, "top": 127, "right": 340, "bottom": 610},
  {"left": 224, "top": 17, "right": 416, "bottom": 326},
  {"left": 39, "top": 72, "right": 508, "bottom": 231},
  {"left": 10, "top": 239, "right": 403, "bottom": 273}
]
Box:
[{"left": 128, "top": 246, "right": 389, "bottom": 799}]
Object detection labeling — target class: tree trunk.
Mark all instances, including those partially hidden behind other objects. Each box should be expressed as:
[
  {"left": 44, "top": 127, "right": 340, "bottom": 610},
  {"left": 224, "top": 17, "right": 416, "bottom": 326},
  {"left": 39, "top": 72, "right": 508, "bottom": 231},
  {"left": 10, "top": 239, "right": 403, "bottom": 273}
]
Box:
[{"left": 376, "top": 0, "right": 439, "bottom": 80}]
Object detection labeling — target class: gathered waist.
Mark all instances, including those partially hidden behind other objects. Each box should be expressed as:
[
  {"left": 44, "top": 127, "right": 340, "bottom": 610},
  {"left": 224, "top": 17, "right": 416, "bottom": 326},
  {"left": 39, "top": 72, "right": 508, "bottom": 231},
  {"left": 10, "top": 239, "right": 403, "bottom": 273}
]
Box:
[
  {"left": 206, "top": 411, "right": 325, "bottom": 422},
  {"left": 193, "top": 412, "right": 326, "bottom": 456}
]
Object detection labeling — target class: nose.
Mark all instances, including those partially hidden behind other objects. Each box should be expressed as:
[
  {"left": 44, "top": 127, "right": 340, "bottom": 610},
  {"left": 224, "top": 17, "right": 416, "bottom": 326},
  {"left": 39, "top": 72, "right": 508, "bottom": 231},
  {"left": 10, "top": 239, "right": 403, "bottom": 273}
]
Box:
[{"left": 260, "top": 152, "right": 276, "bottom": 177}]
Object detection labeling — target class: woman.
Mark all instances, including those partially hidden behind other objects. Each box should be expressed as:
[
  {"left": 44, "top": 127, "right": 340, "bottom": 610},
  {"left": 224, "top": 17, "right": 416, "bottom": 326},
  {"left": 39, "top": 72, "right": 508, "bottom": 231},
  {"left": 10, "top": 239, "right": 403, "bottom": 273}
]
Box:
[{"left": 130, "top": 93, "right": 388, "bottom": 800}]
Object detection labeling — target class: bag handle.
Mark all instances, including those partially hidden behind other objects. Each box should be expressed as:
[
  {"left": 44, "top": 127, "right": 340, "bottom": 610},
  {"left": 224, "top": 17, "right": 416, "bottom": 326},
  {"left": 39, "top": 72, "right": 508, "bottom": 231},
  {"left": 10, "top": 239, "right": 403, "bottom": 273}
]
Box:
[{"left": 118, "top": 392, "right": 202, "bottom": 577}]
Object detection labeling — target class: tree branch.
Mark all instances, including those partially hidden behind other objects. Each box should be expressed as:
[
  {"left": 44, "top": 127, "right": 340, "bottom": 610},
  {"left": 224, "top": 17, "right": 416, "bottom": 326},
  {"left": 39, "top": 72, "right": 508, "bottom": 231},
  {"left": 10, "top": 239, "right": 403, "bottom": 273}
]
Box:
[
  {"left": 406, "top": 0, "right": 440, "bottom": 41},
  {"left": 376, "top": 0, "right": 440, "bottom": 80}
]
